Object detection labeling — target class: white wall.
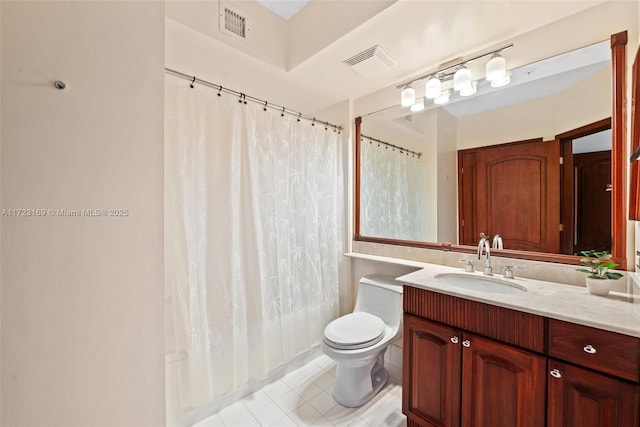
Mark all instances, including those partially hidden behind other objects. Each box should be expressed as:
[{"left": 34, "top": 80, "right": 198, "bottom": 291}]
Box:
[
  {"left": 456, "top": 69, "right": 610, "bottom": 149},
  {"left": 1, "top": 1, "right": 165, "bottom": 425},
  {"left": 436, "top": 109, "right": 458, "bottom": 243}
]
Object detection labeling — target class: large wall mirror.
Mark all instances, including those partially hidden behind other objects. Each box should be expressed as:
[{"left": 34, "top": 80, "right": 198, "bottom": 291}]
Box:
[{"left": 355, "top": 32, "right": 628, "bottom": 267}]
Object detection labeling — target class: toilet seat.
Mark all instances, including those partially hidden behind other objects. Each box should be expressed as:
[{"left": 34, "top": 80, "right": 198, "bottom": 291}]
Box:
[{"left": 324, "top": 312, "right": 386, "bottom": 350}]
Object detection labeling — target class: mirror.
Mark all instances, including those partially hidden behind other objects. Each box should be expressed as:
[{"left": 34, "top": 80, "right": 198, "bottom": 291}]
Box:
[{"left": 355, "top": 32, "right": 628, "bottom": 267}]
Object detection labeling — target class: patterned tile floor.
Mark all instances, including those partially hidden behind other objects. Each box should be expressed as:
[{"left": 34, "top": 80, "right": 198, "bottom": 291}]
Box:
[{"left": 193, "top": 355, "right": 405, "bottom": 427}]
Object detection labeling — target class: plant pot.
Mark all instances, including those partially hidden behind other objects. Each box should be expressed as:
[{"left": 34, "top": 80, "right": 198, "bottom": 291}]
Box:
[{"left": 585, "top": 276, "right": 613, "bottom": 296}]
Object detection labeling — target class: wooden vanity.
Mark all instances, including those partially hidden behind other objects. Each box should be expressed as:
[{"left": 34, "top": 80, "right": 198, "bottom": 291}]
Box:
[{"left": 402, "top": 285, "right": 640, "bottom": 427}]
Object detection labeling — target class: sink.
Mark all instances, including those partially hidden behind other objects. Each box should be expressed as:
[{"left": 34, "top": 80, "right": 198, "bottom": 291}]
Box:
[{"left": 434, "top": 273, "right": 527, "bottom": 294}]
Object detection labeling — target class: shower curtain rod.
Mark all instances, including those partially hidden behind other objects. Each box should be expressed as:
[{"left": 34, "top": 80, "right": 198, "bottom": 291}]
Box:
[
  {"left": 165, "top": 68, "right": 343, "bottom": 134},
  {"left": 361, "top": 134, "right": 422, "bottom": 158}
]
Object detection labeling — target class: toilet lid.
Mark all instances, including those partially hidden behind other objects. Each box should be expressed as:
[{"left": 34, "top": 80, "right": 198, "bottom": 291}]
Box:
[{"left": 324, "top": 312, "right": 386, "bottom": 350}]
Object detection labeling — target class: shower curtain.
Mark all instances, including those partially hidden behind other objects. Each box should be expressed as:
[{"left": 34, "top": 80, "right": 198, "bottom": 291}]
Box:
[
  {"left": 360, "top": 139, "right": 428, "bottom": 240},
  {"left": 164, "top": 76, "right": 344, "bottom": 415}
]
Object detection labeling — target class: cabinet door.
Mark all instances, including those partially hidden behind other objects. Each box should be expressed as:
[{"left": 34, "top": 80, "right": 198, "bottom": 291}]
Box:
[
  {"left": 403, "top": 314, "right": 461, "bottom": 427},
  {"left": 461, "top": 333, "right": 546, "bottom": 427},
  {"left": 548, "top": 360, "right": 640, "bottom": 427}
]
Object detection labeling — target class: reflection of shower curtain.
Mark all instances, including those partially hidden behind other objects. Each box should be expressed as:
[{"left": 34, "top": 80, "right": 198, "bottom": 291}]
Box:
[
  {"left": 164, "top": 76, "right": 344, "bottom": 420},
  {"left": 360, "top": 140, "right": 427, "bottom": 240}
]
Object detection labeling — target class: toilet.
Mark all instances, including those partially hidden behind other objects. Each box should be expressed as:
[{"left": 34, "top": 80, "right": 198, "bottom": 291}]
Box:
[{"left": 321, "top": 274, "right": 403, "bottom": 407}]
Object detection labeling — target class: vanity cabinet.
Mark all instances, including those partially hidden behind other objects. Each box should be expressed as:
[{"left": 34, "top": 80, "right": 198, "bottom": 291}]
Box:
[
  {"left": 547, "top": 360, "right": 639, "bottom": 427},
  {"left": 402, "top": 315, "right": 461, "bottom": 426},
  {"left": 403, "top": 314, "right": 546, "bottom": 427},
  {"left": 403, "top": 286, "right": 546, "bottom": 427},
  {"left": 547, "top": 319, "right": 640, "bottom": 427},
  {"left": 461, "top": 333, "right": 546, "bottom": 427},
  {"left": 402, "top": 285, "right": 640, "bottom": 427}
]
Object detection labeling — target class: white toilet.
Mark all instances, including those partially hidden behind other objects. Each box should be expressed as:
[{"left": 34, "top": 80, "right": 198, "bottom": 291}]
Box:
[{"left": 321, "top": 274, "right": 403, "bottom": 407}]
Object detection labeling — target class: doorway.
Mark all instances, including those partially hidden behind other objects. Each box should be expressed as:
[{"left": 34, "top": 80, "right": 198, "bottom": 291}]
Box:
[{"left": 559, "top": 119, "right": 612, "bottom": 255}]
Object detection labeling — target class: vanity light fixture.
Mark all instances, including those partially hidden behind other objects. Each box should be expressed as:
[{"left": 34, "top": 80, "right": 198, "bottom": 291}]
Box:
[
  {"left": 410, "top": 97, "right": 425, "bottom": 112},
  {"left": 434, "top": 89, "right": 451, "bottom": 105},
  {"left": 396, "top": 43, "right": 513, "bottom": 107},
  {"left": 425, "top": 76, "right": 442, "bottom": 99},
  {"left": 453, "top": 65, "right": 472, "bottom": 92},
  {"left": 400, "top": 85, "right": 416, "bottom": 107},
  {"left": 460, "top": 81, "right": 477, "bottom": 97},
  {"left": 491, "top": 73, "right": 511, "bottom": 87},
  {"left": 485, "top": 53, "right": 507, "bottom": 82}
]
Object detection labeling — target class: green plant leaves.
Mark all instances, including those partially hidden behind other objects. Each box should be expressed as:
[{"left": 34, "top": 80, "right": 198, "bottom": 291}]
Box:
[{"left": 576, "top": 250, "right": 621, "bottom": 280}]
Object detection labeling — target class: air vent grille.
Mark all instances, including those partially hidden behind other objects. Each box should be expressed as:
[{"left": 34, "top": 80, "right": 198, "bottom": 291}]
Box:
[
  {"left": 225, "top": 7, "right": 246, "bottom": 37},
  {"left": 219, "top": 3, "right": 249, "bottom": 41},
  {"left": 344, "top": 46, "right": 395, "bottom": 77}
]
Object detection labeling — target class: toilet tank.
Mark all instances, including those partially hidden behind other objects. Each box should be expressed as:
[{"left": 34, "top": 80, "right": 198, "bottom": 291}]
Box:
[{"left": 353, "top": 275, "right": 403, "bottom": 327}]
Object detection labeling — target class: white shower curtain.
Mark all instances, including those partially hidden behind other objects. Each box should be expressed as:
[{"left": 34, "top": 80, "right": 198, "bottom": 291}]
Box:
[
  {"left": 360, "top": 138, "right": 428, "bottom": 240},
  {"left": 164, "top": 76, "right": 344, "bottom": 414}
]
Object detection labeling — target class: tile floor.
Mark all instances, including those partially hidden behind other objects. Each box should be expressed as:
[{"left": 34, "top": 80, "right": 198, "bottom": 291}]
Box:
[{"left": 193, "top": 355, "right": 406, "bottom": 427}]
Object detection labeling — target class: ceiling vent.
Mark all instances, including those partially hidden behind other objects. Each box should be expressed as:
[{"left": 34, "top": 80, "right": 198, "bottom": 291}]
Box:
[
  {"left": 220, "top": 3, "right": 249, "bottom": 42},
  {"left": 344, "top": 46, "right": 395, "bottom": 77}
]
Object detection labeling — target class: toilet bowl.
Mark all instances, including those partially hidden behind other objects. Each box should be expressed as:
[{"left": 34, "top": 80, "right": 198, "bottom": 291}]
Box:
[{"left": 321, "top": 274, "right": 403, "bottom": 407}]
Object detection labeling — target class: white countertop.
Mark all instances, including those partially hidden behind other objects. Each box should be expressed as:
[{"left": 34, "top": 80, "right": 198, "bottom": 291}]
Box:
[
  {"left": 395, "top": 263, "right": 640, "bottom": 338},
  {"left": 346, "top": 251, "right": 640, "bottom": 337}
]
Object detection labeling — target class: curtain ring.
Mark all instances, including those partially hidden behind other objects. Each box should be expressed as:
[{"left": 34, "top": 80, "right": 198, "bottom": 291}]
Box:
[
  {"left": 312, "top": 118, "right": 316, "bottom": 126},
  {"left": 190, "top": 76, "right": 196, "bottom": 89},
  {"left": 263, "top": 101, "right": 268, "bottom": 112},
  {"left": 281, "top": 107, "right": 285, "bottom": 117},
  {"left": 297, "top": 113, "right": 301, "bottom": 122},
  {"left": 217, "top": 86, "right": 223, "bottom": 97}
]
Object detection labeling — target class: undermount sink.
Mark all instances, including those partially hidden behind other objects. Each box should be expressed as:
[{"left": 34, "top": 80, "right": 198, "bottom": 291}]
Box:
[{"left": 434, "top": 273, "right": 527, "bottom": 294}]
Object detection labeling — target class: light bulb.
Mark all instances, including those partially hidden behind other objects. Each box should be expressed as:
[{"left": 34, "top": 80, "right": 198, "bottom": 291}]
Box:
[
  {"left": 460, "top": 81, "right": 477, "bottom": 97},
  {"left": 410, "top": 98, "right": 425, "bottom": 112},
  {"left": 425, "top": 77, "right": 442, "bottom": 99},
  {"left": 486, "top": 53, "right": 507, "bottom": 82},
  {"left": 491, "top": 73, "right": 511, "bottom": 88},
  {"left": 434, "top": 89, "right": 450, "bottom": 105},
  {"left": 400, "top": 85, "right": 416, "bottom": 107},
  {"left": 453, "top": 66, "right": 472, "bottom": 92}
]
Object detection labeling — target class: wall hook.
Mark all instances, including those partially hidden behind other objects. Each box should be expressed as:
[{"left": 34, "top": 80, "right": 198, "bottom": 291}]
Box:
[
  {"left": 263, "top": 101, "right": 268, "bottom": 112},
  {"left": 189, "top": 76, "right": 196, "bottom": 89},
  {"left": 281, "top": 107, "right": 285, "bottom": 117},
  {"left": 54, "top": 81, "right": 66, "bottom": 90},
  {"left": 312, "top": 118, "right": 316, "bottom": 126},
  {"left": 217, "top": 86, "right": 223, "bottom": 97},
  {"left": 297, "top": 113, "right": 301, "bottom": 122}
]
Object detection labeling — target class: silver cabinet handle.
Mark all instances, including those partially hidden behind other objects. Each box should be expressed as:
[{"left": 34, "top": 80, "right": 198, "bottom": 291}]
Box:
[
  {"left": 450, "top": 337, "right": 459, "bottom": 344},
  {"left": 583, "top": 345, "right": 597, "bottom": 354},
  {"left": 462, "top": 339, "right": 471, "bottom": 348},
  {"left": 550, "top": 369, "right": 562, "bottom": 379}
]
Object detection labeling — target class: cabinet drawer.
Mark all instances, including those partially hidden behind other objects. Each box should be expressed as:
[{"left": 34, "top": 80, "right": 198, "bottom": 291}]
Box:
[
  {"left": 404, "top": 286, "right": 545, "bottom": 353},
  {"left": 548, "top": 319, "right": 640, "bottom": 382}
]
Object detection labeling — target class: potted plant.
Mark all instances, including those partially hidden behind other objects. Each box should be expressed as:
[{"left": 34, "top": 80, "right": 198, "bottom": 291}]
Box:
[{"left": 577, "top": 250, "right": 623, "bottom": 296}]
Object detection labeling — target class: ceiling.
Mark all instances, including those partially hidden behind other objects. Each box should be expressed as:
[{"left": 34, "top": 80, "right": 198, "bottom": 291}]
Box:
[{"left": 165, "top": 0, "right": 619, "bottom": 119}]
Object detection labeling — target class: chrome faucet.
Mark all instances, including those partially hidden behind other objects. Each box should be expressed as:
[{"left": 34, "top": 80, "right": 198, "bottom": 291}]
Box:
[
  {"left": 477, "top": 233, "right": 493, "bottom": 276},
  {"left": 492, "top": 234, "right": 503, "bottom": 249}
]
